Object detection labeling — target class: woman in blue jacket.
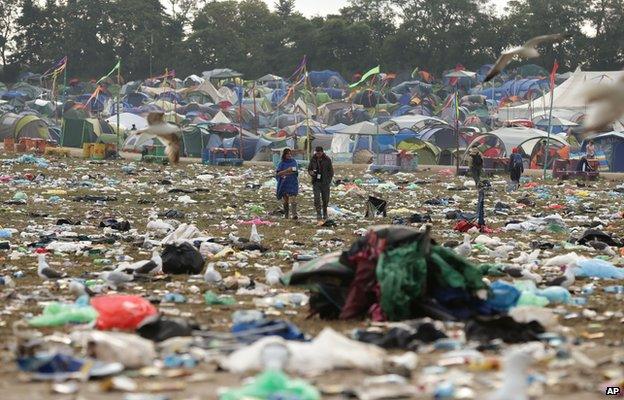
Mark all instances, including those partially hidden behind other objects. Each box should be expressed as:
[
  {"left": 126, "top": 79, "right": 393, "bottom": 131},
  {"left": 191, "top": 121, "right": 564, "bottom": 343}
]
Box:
[{"left": 276, "top": 148, "right": 299, "bottom": 219}]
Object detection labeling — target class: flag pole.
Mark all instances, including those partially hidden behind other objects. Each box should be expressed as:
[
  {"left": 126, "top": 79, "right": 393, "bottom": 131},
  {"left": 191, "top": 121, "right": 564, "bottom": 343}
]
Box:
[
  {"left": 116, "top": 59, "right": 121, "bottom": 153},
  {"left": 542, "top": 88, "right": 555, "bottom": 179},
  {"left": 543, "top": 61, "right": 558, "bottom": 179},
  {"left": 455, "top": 89, "right": 460, "bottom": 176},
  {"left": 61, "top": 57, "right": 67, "bottom": 122}
]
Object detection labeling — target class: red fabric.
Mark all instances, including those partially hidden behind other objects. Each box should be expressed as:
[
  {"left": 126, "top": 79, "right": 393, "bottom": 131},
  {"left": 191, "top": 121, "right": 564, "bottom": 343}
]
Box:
[
  {"left": 340, "top": 231, "right": 387, "bottom": 320},
  {"left": 92, "top": 295, "right": 157, "bottom": 331},
  {"left": 550, "top": 60, "right": 559, "bottom": 90},
  {"left": 454, "top": 220, "right": 477, "bottom": 232}
]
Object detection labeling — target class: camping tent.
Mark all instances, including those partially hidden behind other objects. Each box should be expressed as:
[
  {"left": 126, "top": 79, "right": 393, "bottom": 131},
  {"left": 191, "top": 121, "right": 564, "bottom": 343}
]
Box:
[
  {"left": 0, "top": 113, "right": 50, "bottom": 141},
  {"left": 382, "top": 115, "right": 448, "bottom": 132},
  {"left": 396, "top": 138, "right": 441, "bottom": 165},
  {"left": 105, "top": 113, "right": 148, "bottom": 131},
  {"left": 61, "top": 118, "right": 116, "bottom": 148},
  {"left": 498, "top": 68, "right": 624, "bottom": 120},
  {"left": 488, "top": 126, "right": 555, "bottom": 154},
  {"left": 581, "top": 132, "right": 624, "bottom": 172}
]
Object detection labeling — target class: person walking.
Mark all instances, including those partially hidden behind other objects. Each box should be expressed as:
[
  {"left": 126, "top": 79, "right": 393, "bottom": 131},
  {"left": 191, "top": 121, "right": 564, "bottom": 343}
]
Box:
[
  {"left": 508, "top": 147, "right": 524, "bottom": 191},
  {"left": 468, "top": 147, "right": 483, "bottom": 188},
  {"left": 275, "top": 148, "right": 299, "bottom": 219},
  {"left": 308, "top": 146, "right": 334, "bottom": 224}
]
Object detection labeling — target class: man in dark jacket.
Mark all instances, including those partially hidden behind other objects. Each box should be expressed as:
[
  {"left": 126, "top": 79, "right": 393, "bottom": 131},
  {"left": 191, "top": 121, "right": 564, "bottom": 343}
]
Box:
[
  {"left": 469, "top": 147, "right": 483, "bottom": 188},
  {"left": 308, "top": 146, "right": 334, "bottom": 223}
]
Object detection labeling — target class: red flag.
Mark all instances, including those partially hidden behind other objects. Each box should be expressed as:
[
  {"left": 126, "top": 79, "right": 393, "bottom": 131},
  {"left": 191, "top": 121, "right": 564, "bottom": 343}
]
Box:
[{"left": 549, "top": 60, "right": 559, "bottom": 90}]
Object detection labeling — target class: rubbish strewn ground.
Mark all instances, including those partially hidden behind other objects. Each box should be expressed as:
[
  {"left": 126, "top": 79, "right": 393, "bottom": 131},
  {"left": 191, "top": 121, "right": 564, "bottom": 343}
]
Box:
[{"left": 0, "top": 155, "right": 623, "bottom": 400}]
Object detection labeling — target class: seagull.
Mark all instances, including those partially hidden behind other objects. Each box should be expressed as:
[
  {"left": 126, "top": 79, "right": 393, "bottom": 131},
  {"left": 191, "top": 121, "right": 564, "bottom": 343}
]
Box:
[
  {"left": 545, "top": 265, "right": 575, "bottom": 287},
  {"left": 503, "top": 263, "right": 542, "bottom": 283},
  {"left": 37, "top": 254, "right": 65, "bottom": 280},
  {"left": 68, "top": 280, "right": 94, "bottom": 297},
  {"left": 484, "top": 34, "right": 571, "bottom": 82},
  {"left": 133, "top": 249, "right": 163, "bottom": 275},
  {"left": 583, "top": 75, "right": 624, "bottom": 132},
  {"left": 135, "top": 112, "right": 181, "bottom": 165},
  {"left": 453, "top": 234, "right": 472, "bottom": 257},
  {"left": 587, "top": 240, "right": 616, "bottom": 257},
  {"left": 203, "top": 262, "right": 222, "bottom": 283},
  {"left": 100, "top": 271, "right": 134, "bottom": 290}
]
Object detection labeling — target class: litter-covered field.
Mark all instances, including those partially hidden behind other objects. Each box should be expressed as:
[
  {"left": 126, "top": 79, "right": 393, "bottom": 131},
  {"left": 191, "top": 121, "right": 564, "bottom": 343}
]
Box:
[{"left": 0, "top": 154, "right": 623, "bottom": 400}]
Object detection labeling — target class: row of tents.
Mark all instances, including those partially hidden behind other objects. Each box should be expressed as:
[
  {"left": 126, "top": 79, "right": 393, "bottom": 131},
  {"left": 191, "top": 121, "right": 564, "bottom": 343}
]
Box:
[{"left": 1, "top": 65, "right": 623, "bottom": 171}]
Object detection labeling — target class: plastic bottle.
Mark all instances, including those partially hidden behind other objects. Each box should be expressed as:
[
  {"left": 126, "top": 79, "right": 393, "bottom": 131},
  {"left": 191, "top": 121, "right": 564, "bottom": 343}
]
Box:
[
  {"left": 163, "top": 293, "right": 186, "bottom": 303},
  {"left": 581, "top": 284, "right": 595, "bottom": 296},
  {"left": 265, "top": 267, "right": 283, "bottom": 286},
  {"left": 0, "top": 229, "right": 12, "bottom": 238},
  {"left": 94, "top": 259, "right": 112, "bottom": 266}
]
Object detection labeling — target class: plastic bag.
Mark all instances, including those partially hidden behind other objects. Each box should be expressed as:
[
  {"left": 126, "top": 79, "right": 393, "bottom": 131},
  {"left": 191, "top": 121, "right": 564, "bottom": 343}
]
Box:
[
  {"left": 91, "top": 295, "right": 157, "bottom": 331},
  {"left": 28, "top": 302, "right": 98, "bottom": 327},
  {"left": 220, "top": 370, "right": 320, "bottom": 400},
  {"left": 161, "top": 242, "right": 204, "bottom": 274},
  {"left": 71, "top": 330, "right": 156, "bottom": 369}
]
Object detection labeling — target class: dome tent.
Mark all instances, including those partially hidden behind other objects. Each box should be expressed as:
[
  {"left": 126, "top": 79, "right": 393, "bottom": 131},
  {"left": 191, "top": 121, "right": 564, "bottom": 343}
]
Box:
[{"left": 0, "top": 113, "right": 51, "bottom": 141}]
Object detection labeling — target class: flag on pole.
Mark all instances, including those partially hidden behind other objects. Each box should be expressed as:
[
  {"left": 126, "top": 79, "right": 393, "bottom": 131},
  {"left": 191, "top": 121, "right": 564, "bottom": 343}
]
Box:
[
  {"left": 549, "top": 60, "right": 559, "bottom": 91},
  {"left": 349, "top": 66, "right": 380, "bottom": 88},
  {"left": 97, "top": 60, "right": 121, "bottom": 84},
  {"left": 42, "top": 56, "right": 68, "bottom": 78}
]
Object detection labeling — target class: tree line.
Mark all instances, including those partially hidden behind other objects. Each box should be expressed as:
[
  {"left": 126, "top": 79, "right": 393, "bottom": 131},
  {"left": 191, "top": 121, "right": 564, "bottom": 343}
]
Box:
[{"left": 0, "top": 0, "right": 622, "bottom": 83}]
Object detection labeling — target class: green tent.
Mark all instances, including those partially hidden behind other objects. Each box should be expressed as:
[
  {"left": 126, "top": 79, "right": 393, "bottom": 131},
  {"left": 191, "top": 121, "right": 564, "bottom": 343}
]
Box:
[
  {"left": 60, "top": 118, "right": 117, "bottom": 148},
  {"left": 397, "top": 138, "right": 441, "bottom": 165},
  {"left": 181, "top": 125, "right": 211, "bottom": 157},
  {"left": 0, "top": 113, "right": 50, "bottom": 140}
]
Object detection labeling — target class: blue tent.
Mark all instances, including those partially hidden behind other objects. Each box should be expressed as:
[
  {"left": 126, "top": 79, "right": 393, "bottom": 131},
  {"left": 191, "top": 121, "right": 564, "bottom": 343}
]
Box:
[
  {"left": 581, "top": 132, "right": 624, "bottom": 172},
  {"left": 477, "top": 78, "right": 548, "bottom": 102},
  {"left": 308, "top": 70, "right": 347, "bottom": 88},
  {"left": 419, "top": 126, "right": 467, "bottom": 150}
]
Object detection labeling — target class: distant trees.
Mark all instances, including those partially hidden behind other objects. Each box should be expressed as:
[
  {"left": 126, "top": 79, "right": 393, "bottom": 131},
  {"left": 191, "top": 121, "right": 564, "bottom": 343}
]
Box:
[{"left": 1, "top": 0, "right": 622, "bottom": 82}]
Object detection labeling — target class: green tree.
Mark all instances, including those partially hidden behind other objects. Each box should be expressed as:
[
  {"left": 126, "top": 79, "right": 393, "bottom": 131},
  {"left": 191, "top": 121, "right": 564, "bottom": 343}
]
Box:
[
  {"left": 504, "top": 0, "right": 589, "bottom": 71},
  {"left": 0, "top": 0, "right": 20, "bottom": 70},
  {"left": 275, "top": 0, "right": 295, "bottom": 18}
]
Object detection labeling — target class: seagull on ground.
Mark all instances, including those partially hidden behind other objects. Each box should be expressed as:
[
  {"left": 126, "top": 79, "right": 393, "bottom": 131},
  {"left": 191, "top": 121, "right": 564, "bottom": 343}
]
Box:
[
  {"left": 37, "top": 254, "right": 65, "bottom": 280},
  {"left": 545, "top": 265, "right": 575, "bottom": 287},
  {"left": 453, "top": 234, "right": 472, "bottom": 257},
  {"left": 484, "top": 34, "right": 571, "bottom": 82},
  {"left": 100, "top": 270, "right": 134, "bottom": 290}
]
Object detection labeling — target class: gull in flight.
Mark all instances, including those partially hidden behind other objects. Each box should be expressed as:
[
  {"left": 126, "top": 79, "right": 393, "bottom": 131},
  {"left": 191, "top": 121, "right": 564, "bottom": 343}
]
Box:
[
  {"left": 583, "top": 75, "right": 624, "bottom": 132},
  {"left": 136, "top": 112, "right": 181, "bottom": 165},
  {"left": 484, "top": 34, "right": 571, "bottom": 82}
]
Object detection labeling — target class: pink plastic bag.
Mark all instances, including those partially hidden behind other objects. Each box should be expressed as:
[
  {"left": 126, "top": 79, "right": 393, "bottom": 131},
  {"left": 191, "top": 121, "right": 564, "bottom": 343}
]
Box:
[{"left": 92, "top": 295, "right": 157, "bottom": 331}]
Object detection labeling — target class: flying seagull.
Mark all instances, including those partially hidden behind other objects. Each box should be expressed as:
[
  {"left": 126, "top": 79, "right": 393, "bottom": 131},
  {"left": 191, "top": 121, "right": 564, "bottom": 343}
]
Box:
[
  {"left": 484, "top": 34, "right": 571, "bottom": 82},
  {"left": 37, "top": 254, "right": 66, "bottom": 280},
  {"left": 583, "top": 75, "right": 624, "bottom": 132},
  {"left": 136, "top": 112, "right": 181, "bottom": 165}
]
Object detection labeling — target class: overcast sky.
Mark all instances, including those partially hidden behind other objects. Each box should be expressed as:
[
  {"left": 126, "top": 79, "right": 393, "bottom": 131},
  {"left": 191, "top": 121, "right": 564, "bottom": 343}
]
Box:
[{"left": 263, "top": 0, "right": 509, "bottom": 16}]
